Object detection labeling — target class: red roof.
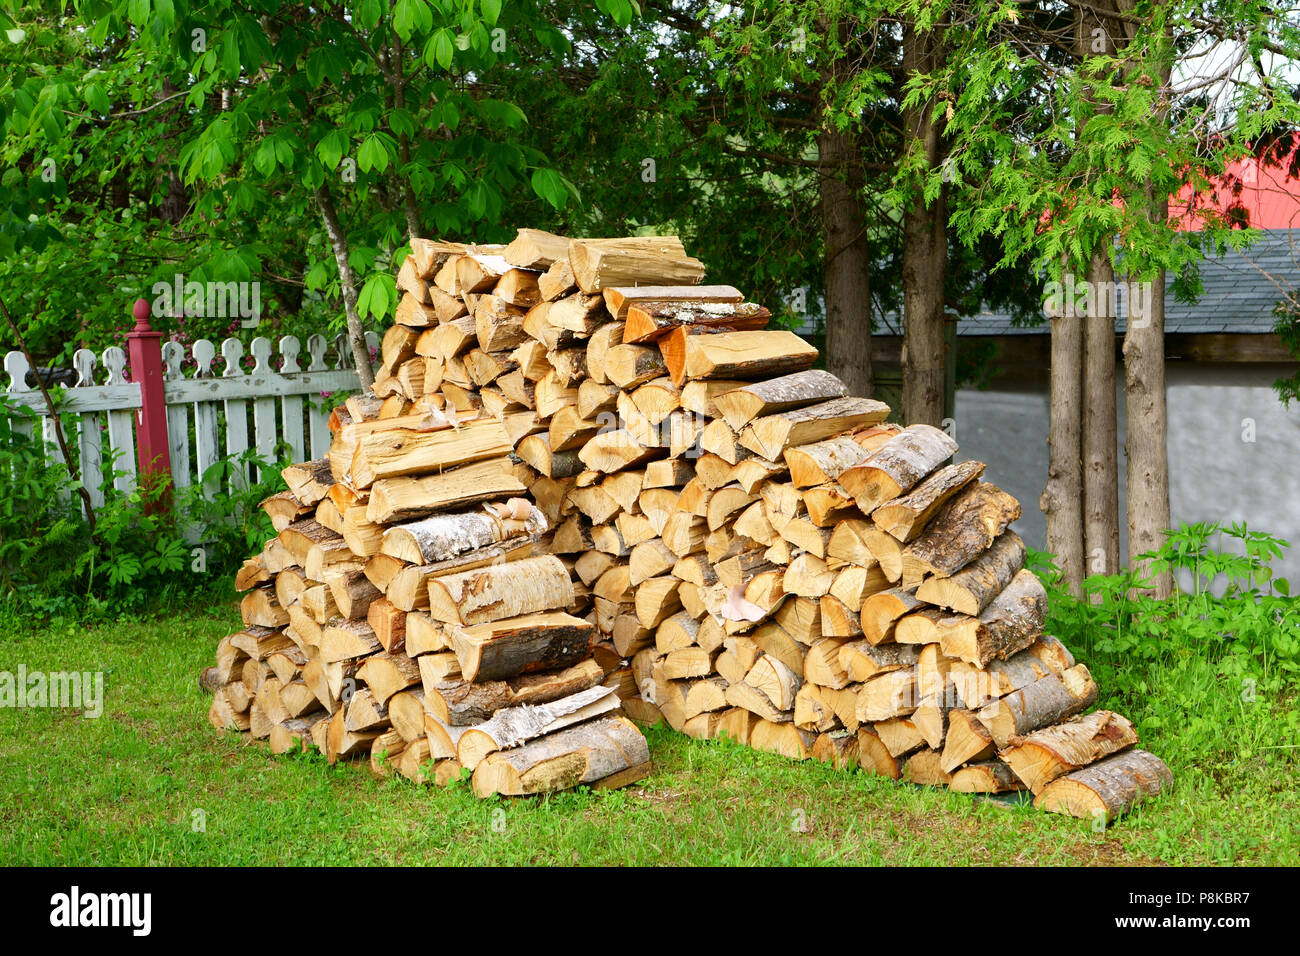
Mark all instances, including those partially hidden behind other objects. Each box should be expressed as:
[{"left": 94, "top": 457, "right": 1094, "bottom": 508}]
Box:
[{"left": 1171, "top": 151, "right": 1300, "bottom": 231}]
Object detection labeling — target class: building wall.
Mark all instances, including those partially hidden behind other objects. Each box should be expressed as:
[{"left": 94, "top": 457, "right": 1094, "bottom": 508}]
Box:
[{"left": 953, "top": 362, "right": 1300, "bottom": 584}]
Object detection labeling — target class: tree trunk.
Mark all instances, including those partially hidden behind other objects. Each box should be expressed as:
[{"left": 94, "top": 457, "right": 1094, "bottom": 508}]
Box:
[
  {"left": 315, "top": 185, "right": 375, "bottom": 388},
  {"left": 818, "top": 121, "right": 874, "bottom": 400},
  {"left": 1083, "top": 251, "right": 1120, "bottom": 588},
  {"left": 1124, "top": 252, "right": 1172, "bottom": 597},
  {"left": 900, "top": 19, "right": 949, "bottom": 426},
  {"left": 1040, "top": 293, "right": 1085, "bottom": 596}
]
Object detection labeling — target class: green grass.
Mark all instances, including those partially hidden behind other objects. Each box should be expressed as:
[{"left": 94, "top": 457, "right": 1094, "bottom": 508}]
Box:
[{"left": 0, "top": 600, "right": 1296, "bottom": 866}]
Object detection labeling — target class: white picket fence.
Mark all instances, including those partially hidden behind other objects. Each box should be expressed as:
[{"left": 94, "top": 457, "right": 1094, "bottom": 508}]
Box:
[{"left": 2, "top": 331, "right": 377, "bottom": 510}]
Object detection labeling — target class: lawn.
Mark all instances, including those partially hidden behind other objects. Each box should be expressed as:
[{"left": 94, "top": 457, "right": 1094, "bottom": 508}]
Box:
[{"left": 0, "top": 599, "right": 1296, "bottom": 866}]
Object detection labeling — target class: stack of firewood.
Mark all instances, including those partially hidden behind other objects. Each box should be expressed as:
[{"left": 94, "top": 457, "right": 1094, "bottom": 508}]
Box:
[{"left": 204, "top": 228, "right": 1172, "bottom": 821}]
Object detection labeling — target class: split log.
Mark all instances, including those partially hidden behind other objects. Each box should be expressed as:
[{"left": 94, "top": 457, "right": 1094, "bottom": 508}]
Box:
[
  {"left": 455, "top": 685, "right": 621, "bottom": 770},
  {"left": 349, "top": 418, "right": 514, "bottom": 488},
  {"left": 318, "top": 620, "right": 382, "bottom": 664},
  {"left": 365, "top": 459, "right": 527, "bottom": 524},
  {"left": 871, "top": 460, "right": 986, "bottom": 542},
  {"left": 381, "top": 502, "right": 545, "bottom": 565},
  {"left": 470, "top": 714, "right": 651, "bottom": 796},
  {"left": 977, "top": 663, "right": 1097, "bottom": 747},
  {"left": 860, "top": 588, "right": 923, "bottom": 645},
  {"left": 624, "top": 301, "right": 769, "bottom": 343},
  {"left": 444, "top": 608, "right": 592, "bottom": 686},
  {"left": 902, "top": 749, "right": 952, "bottom": 787},
  {"left": 900, "top": 481, "right": 1022, "bottom": 588},
  {"left": 839, "top": 640, "right": 920, "bottom": 683},
  {"left": 386, "top": 535, "right": 538, "bottom": 612},
  {"left": 915, "top": 531, "right": 1026, "bottom": 615},
  {"left": 663, "top": 328, "right": 818, "bottom": 386},
  {"left": 911, "top": 693, "right": 950, "bottom": 750},
  {"left": 750, "top": 721, "right": 817, "bottom": 760},
  {"left": 457, "top": 252, "right": 511, "bottom": 293},
  {"left": 873, "top": 717, "right": 926, "bottom": 758},
  {"left": 724, "top": 680, "right": 791, "bottom": 723},
  {"left": 324, "top": 568, "right": 382, "bottom": 620},
  {"left": 568, "top": 236, "right": 705, "bottom": 293},
  {"left": 1033, "top": 749, "right": 1173, "bottom": 822},
  {"left": 938, "top": 570, "right": 1047, "bottom": 667},
  {"left": 503, "top": 228, "right": 570, "bottom": 269},
  {"left": 950, "top": 760, "right": 1026, "bottom": 794},
  {"left": 999, "top": 710, "right": 1139, "bottom": 793},
  {"left": 241, "top": 588, "right": 290, "bottom": 628},
  {"left": 425, "top": 554, "right": 569, "bottom": 633},
  {"left": 387, "top": 689, "right": 427, "bottom": 742},
  {"left": 838, "top": 425, "right": 960, "bottom": 513},
  {"left": 745, "top": 655, "right": 801, "bottom": 710},
  {"left": 857, "top": 669, "right": 917, "bottom": 722},
  {"left": 784, "top": 436, "right": 872, "bottom": 490},
  {"left": 356, "top": 652, "right": 422, "bottom": 705},
  {"left": 282, "top": 458, "right": 334, "bottom": 506},
  {"left": 578, "top": 429, "right": 662, "bottom": 474},
  {"left": 940, "top": 708, "right": 996, "bottom": 773},
  {"left": 739, "top": 397, "right": 891, "bottom": 462},
  {"left": 604, "top": 284, "right": 741, "bottom": 320}
]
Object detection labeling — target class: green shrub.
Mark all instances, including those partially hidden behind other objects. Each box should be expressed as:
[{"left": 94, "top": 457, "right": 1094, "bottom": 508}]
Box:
[{"left": 0, "top": 398, "right": 283, "bottom": 623}]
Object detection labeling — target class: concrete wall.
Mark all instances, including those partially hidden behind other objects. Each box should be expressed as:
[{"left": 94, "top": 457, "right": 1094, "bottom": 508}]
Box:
[{"left": 953, "top": 362, "right": 1300, "bottom": 583}]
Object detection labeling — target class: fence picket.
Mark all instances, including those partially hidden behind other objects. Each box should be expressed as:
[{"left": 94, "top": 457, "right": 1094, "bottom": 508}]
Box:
[
  {"left": 221, "top": 338, "right": 250, "bottom": 491},
  {"left": 73, "top": 351, "right": 106, "bottom": 511},
  {"left": 305, "top": 334, "right": 331, "bottom": 458},
  {"left": 3, "top": 322, "right": 369, "bottom": 507},
  {"left": 162, "top": 341, "right": 192, "bottom": 490},
  {"left": 279, "top": 336, "right": 306, "bottom": 464},
  {"left": 101, "top": 347, "right": 137, "bottom": 494},
  {"left": 191, "top": 339, "right": 222, "bottom": 500}
]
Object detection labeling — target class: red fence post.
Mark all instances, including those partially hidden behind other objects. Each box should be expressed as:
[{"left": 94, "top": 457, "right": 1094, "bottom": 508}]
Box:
[{"left": 126, "top": 297, "right": 172, "bottom": 505}]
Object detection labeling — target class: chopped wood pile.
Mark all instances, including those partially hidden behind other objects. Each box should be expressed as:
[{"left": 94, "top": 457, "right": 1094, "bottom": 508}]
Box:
[{"left": 203, "top": 228, "right": 1172, "bottom": 820}]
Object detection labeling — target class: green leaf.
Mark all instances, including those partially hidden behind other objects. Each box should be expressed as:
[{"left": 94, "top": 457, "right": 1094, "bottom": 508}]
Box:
[
  {"left": 127, "top": 0, "right": 150, "bottom": 28},
  {"left": 530, "top": 168, "right": 567, "bottom": 210},
  {"left": 481, "top": 0, "right": 502, "bottom": 25},
  {"left": 83, "top": 83, "right": 111, "bottom": 114},
  {"left": 432, "top": 28, "right": 454, "bottom": 69}
]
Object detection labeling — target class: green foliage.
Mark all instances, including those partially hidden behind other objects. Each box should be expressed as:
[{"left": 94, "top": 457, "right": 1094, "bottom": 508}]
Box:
[
  {"left": 1031, "top": 522, "right": 1299, "bottom": 683},
  {"left": 0, "top": 0, "right": 607, "bottom": 365},
  {"left": 0, "top": 396, "right": 281, "bottom": 623}
]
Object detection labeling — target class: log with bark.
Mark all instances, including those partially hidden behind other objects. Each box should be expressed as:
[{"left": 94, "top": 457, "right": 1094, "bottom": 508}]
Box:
[{"left": 471, "top": 714, "right": 652, "bottom": 797}]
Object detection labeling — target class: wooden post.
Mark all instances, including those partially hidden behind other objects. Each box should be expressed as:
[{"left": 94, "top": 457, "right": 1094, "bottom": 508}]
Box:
[{"left": 126, "top": 298, "right": 173, "bottom": 504}]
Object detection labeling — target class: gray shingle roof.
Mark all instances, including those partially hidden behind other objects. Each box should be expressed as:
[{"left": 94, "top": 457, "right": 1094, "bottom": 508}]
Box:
[{"left": 952, "top": 229, "right": 1300, "bottom": 336}]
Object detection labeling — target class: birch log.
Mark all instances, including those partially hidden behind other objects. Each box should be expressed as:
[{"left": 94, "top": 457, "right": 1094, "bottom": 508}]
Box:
[
  {"left": 900, "top": 482, "right": 1023, "bottom": 588},
  {"left": 471, "top": 714, "right": 652, "bottom": 796},
  {"left": 381, "top": 502, "right": 545, "bottom": 564},
  {"left": 1033, "top": 749, "right": 1172, "bottom": 822},
  {"left": 977, "top": 663, "right": 1098, "bottom": 747},
  {"left": 449, "top": 610, "right": 596, "bottom": 682},
  {"left": 568, "top": 236, "right": 705, "bottom": 293},
  {"left": 623, "top": 301, "right": 770, "bottom": 344},
  {"left": 714, "top": 369, "right": 850, "bottom": 431},
  {"left": 604, "top": 284, "right": 743, "bottom": 321},
  {"left": 455, "top": 685, "right": 621, "bottom": 770},
  {"left": 870, "top": 460, "right": 986, "bottom": 542},
  {"left": 999, "top": 710, "right": 1139, "bottom": 793},
  {"left": 739, "top": 397, "right": 891, "bottom": 461},
  {"left": 426, "top": 554, "right": 575, "bottom": 626},
  {"left": 937, "top": 569, "right": 1047, "bottom": 667},
  {"left": 915, "top": 531, "right": 1026, "bottom": 615}
]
